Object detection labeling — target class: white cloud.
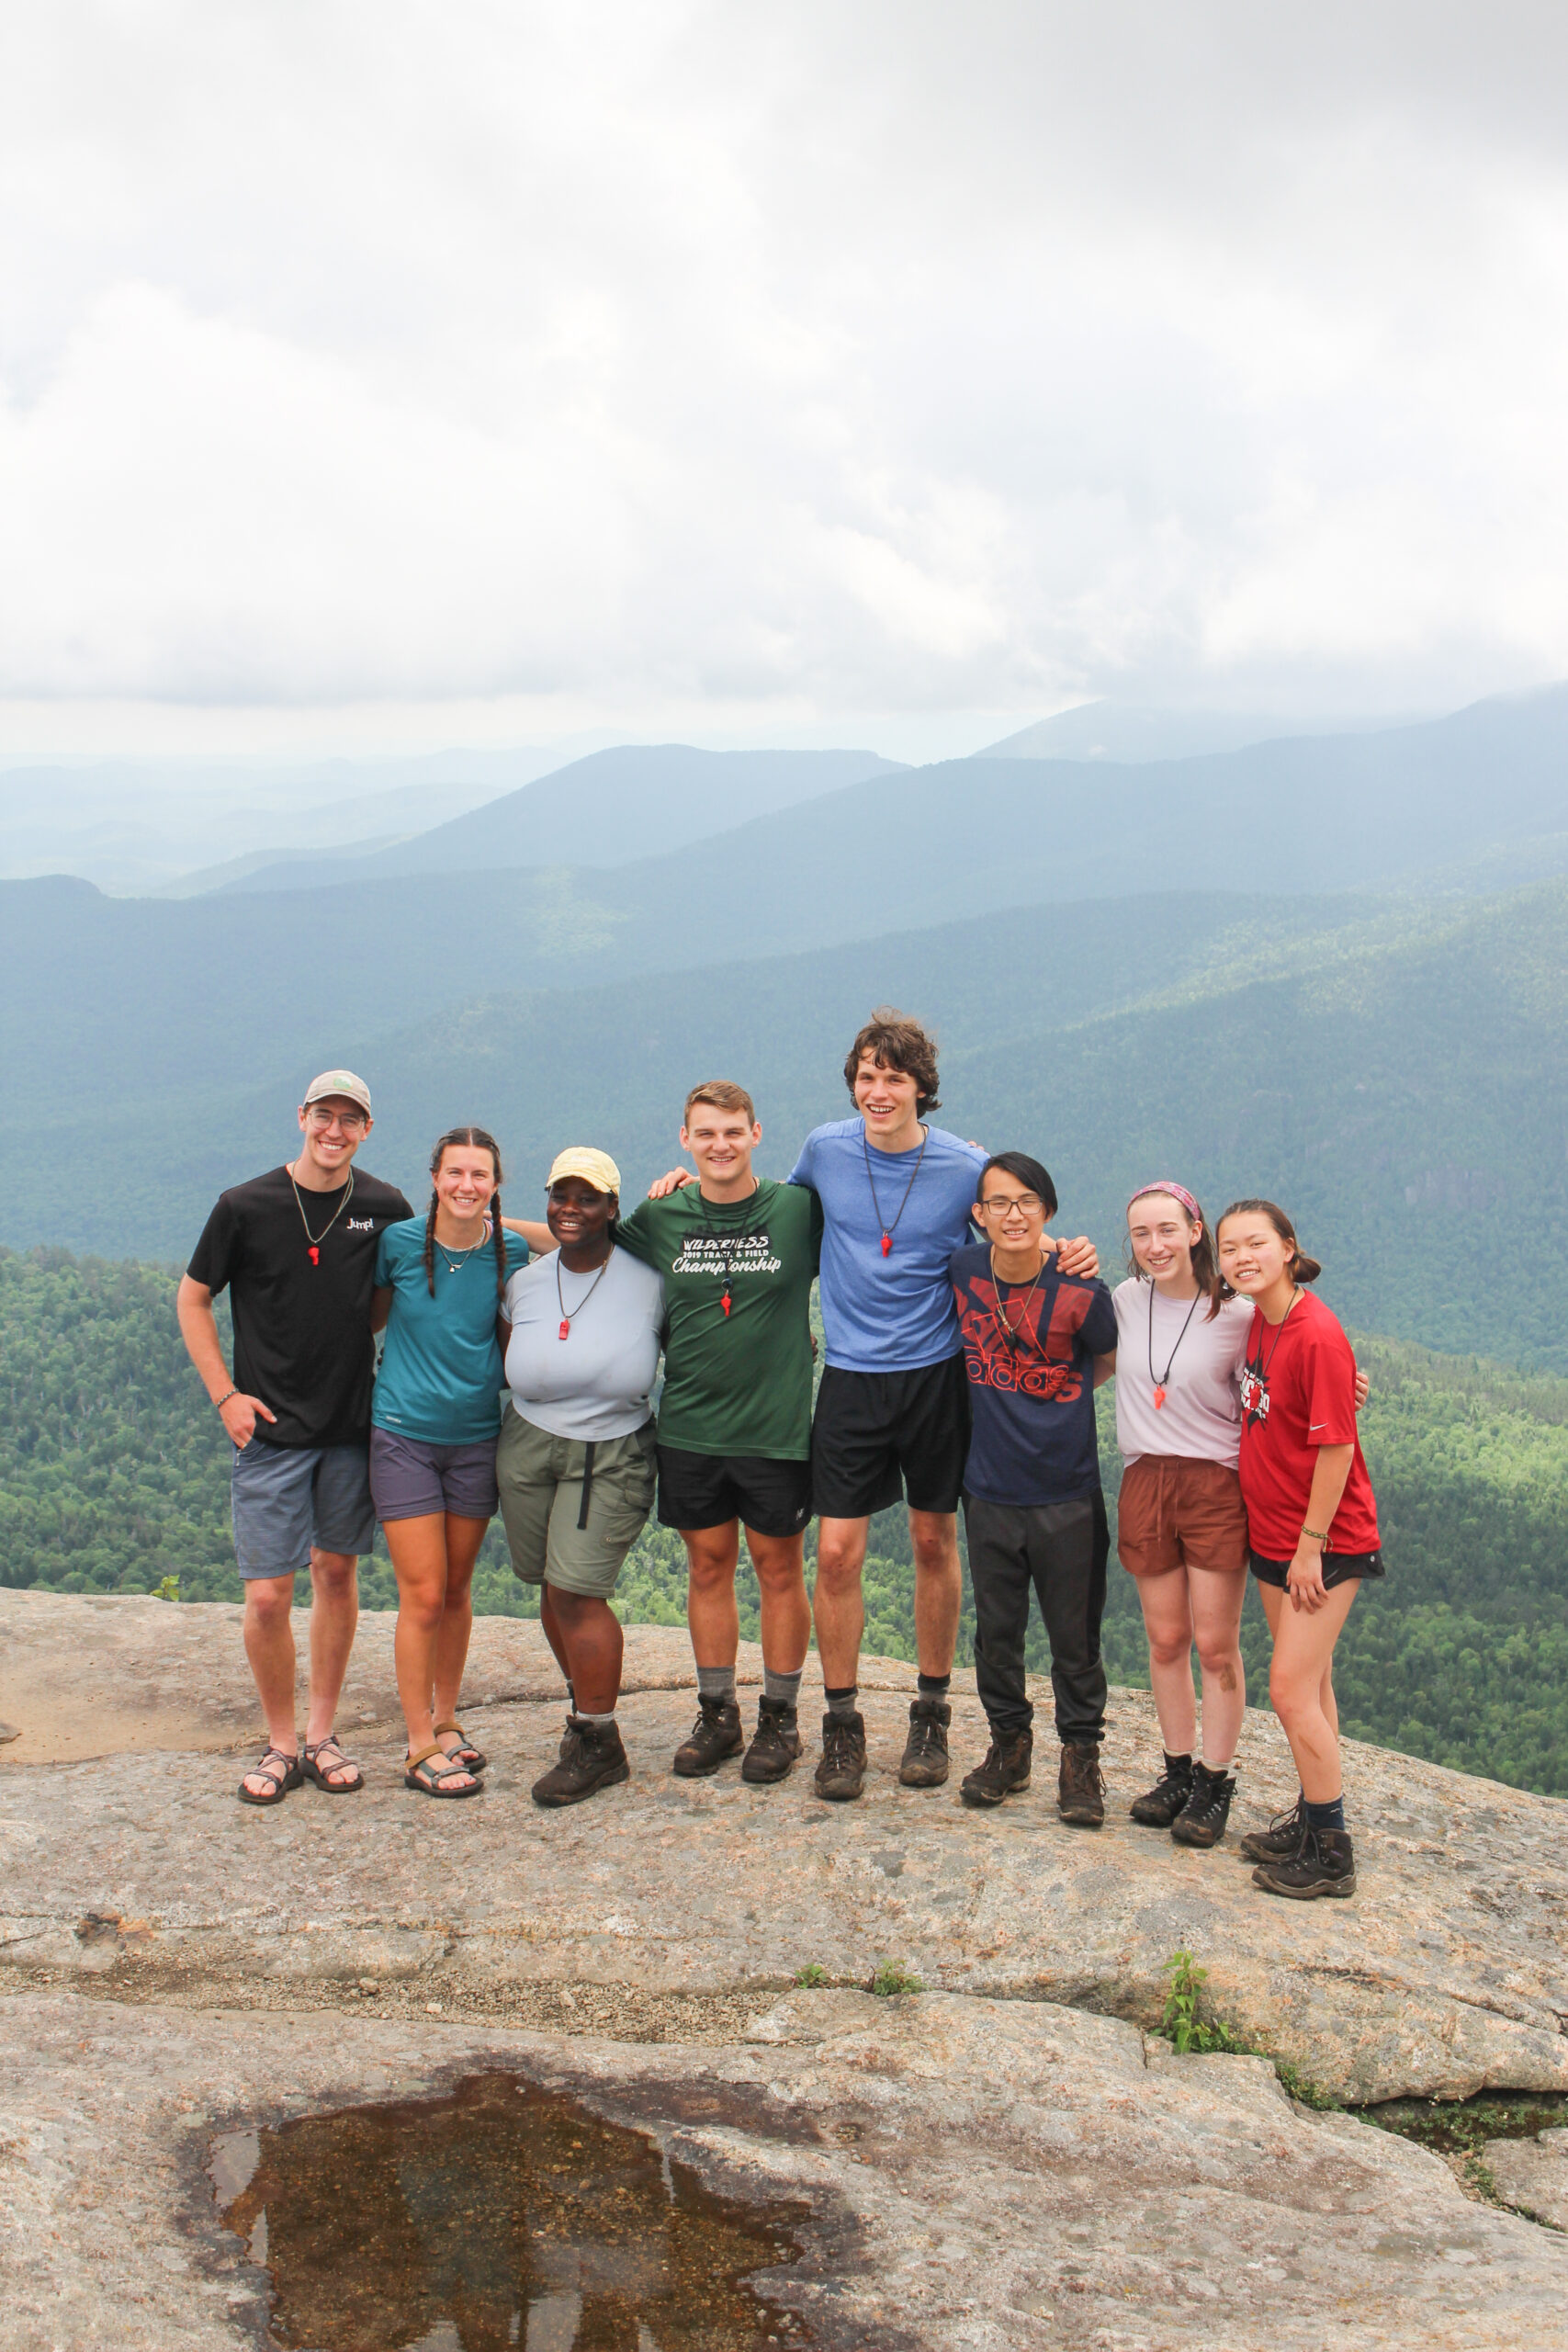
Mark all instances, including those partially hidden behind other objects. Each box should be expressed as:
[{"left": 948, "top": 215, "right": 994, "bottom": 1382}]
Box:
[{"left": 3, "top": 0, "right": 1568, "bottom": 747}]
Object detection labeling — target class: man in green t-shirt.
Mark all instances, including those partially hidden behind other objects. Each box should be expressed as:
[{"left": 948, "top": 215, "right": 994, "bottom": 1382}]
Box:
[{"left": 616, "top": 1081, "right": 822, "bottom": 1786}]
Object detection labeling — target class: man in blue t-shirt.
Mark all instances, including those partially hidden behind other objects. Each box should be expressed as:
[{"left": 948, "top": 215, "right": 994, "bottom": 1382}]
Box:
[
  {"left": 787, "top": 1011, "right": 1098, "bottom": 1804},
  {"left": 949, "top": 1150, "right": 1118, "bottom": 1826}
]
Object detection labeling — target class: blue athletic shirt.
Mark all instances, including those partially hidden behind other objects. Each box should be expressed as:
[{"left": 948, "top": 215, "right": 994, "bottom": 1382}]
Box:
[
  {"left": 373, "top": 1219, "right": 529, "bottom": 1444},
  {"left": 788, "top": 1120, "right": 988, "bottom": 1373},
  {"left": 950, "top": 1244, "right": 1116, "bottom": 1506}
]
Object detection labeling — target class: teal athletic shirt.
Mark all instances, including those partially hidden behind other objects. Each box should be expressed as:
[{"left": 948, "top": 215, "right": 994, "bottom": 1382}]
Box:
[{"left": 373, "top": 1219, "right": 529, "bottom": 1444}]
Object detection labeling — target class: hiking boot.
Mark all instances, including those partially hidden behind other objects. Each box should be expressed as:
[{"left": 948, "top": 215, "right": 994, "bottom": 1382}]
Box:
[
  {"left": 814, "top": 1710, "right": 868, "bottom": 1802},
  {"left": 1058, "top": 1741, "right": 1106, "bottom": 1827},
  {"left": 531, "top": 1715, "right": 630, "bottom": 1808},
  {"left": 1170, "top": 1762, "right": 1236, "bottom": 1849},
  {"left": 960, "top": 1725, "right": 1032, "bottom": 1807},
  {"left": 897, "top": 1696, "right": 952, "bottom": 1788},
  {"left": 1236, "top": 1794, "right": 1306, "bottom": 1864},
  {"left": 672, "top": 1696, "right": 744, "bottom": 1778},
  {"left": 741, "top": 1696, "right": 803, "bottom": 1784},
  {"left": 1129, "top": 1752, "right": 1193, "bottom": 1827},
  {"left": 1252, "top": 1824, "right": 1356, "bottom": 1899}
]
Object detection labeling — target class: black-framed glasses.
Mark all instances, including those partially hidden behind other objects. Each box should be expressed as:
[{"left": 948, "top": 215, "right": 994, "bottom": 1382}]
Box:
[
  {"left": 306, "top": 1105, "right": 367, "bottom": 1131},
  {"left": 978, "top": 1193, "right": 1044, "bottom": 1216}
]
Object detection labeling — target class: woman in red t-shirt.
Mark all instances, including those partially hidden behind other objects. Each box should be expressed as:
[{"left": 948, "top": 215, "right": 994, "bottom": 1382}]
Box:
[{"left": 1215, "top": 1199, "right": 1382, "bottom": 1901}]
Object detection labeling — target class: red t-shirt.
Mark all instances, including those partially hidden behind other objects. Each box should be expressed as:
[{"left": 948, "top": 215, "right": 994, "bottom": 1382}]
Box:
[{"left": 1235, "top": 1289, "right": 1381, "bottom": 1558}]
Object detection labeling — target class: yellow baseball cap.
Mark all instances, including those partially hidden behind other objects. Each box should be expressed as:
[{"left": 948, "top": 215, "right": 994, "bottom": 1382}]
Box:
[
  {"left": 303, "top": 1069, "right": 372, "bottom": 1116},
  {"left": 547, "top": 1147, "right": 621, "bottom": 1195}
]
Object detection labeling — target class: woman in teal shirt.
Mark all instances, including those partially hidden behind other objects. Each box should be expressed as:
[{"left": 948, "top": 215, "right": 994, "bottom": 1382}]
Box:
[{"left": 371, "top": 1126, "right": 547, "bottom": 1796}]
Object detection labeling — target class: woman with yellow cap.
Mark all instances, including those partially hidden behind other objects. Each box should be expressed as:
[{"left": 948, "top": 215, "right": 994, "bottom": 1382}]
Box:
[{"left": 497, "top": 1148, "right": 665, "bottom": 1805}]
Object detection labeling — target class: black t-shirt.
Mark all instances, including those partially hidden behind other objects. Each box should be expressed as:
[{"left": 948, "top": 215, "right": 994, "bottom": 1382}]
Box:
[
  {"left": 187, "top": 1165, "right": 414, "bottom": 1450},
  {"left": 949, "top": 1244, "right": 1117, "bottom": 1507}
]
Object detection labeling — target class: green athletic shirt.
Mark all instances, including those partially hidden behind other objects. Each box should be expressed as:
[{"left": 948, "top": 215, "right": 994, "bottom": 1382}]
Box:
[{"left": 616, "top": 1180, "right": 822, "bottom": 1459}]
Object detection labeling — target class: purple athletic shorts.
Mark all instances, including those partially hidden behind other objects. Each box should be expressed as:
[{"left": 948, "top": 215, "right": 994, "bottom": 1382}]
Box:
[{"left": 369, "top": 1428, "right": 500, "bottom": 1523}]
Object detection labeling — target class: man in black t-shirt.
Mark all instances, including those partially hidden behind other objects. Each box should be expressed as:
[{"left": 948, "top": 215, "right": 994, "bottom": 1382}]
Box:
[{"left": 178, "top": 1070, "right": 412, "bottom": 1804}]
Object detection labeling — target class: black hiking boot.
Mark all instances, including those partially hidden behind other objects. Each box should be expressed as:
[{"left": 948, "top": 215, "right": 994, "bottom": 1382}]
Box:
[
  {"left": 960, "top": 1725, "right": 1032, "bottom": 1807},
  {"left": 1236, "top": 1794, "right": 1306, "bottom": 1864},
  {"left": 1058, "top": 1741, "right": 1106, "bottom": 1827},
  {"left": 1252, "top": 1824, "right": 1357, "bottom": 1899},
  {"left": 1129, "top": 1751, "right": 1194, "bottom": 1826},
  {"left": 1170, "top": 1762, "right": 1236, "bottom": 1849},
  {"left": 741, "top": 1697, "right": 803, "bottom": 1784},
  {"left": 672, "top": 1696, "right": 744, "bottom": 1778},
  {"left": 897, "top": 1696, "right": 952, "bottom": 1788},
  {"left": 531, "top": 1715, "right": 630, "bottom": 1807},
  {"left": 814, "top": 1710, "right": 868, "bottom": 1802}
]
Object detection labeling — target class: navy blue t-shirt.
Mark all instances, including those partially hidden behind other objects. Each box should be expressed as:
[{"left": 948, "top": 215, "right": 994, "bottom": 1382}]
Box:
[{"left": 950, "top": 1245, "right": 1117, "bottom": 1507}]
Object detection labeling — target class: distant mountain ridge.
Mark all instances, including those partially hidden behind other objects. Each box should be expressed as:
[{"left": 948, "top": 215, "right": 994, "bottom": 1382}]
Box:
[{"left": 980, "top": 702, "right": 1422, "bottom": 763}]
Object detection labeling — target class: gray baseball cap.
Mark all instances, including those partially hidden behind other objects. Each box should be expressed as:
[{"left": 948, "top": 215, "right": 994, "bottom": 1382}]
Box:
[{"left": 302, "top": 1069, "right": 372, "bottom": 1116}]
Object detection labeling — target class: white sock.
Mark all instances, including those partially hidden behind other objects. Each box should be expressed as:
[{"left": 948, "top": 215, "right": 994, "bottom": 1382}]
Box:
[{"left": 1200, "top": 1754, "right": 1236, "bottom": 1780}]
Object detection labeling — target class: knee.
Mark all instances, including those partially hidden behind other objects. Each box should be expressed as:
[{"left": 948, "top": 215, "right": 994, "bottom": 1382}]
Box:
[
  {"left": 310, "top": 1551, "right": 357, "bottom": 1600},
  {"left": 243, "top": 1581, "right": 293, "bottom": 1633},
  {"left": 684, "top": 1547, "right": 732, "bottom": 1595},
  {"left": 813, "top": 1544, "right": 860, "bottom": 1593},
  {"left": 1269, "top": 1664, "right": 1311, "bottom": 1725},
  {"left": 1196, "top": 1643, "right": 1242, "bottom": 1687},
  {"left": 1146, "top": 1629, "right": 1191, "bottom": 1670}
]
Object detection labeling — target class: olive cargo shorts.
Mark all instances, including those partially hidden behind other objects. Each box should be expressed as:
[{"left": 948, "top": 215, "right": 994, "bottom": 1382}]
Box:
[{"left": 495, "top": 1407, "right": 657, "bottom": 1599}]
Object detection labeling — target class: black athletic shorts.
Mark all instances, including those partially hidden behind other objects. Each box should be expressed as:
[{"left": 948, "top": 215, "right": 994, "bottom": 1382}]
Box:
[
  {"left": 656, "top": 1445, "right": 813, "bottom": 1539},
  {"left": 809, "top": 1353, "right": 971, "bottom": 1520},
  {"left": 1249, "top": 1549, "right": 1384, "bottom": 1591}
]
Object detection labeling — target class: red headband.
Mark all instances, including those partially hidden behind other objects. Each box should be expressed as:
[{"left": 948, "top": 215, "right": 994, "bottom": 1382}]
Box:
[{"left": 1127, "top": 1181, "right": 1201, "bottom": 1223}]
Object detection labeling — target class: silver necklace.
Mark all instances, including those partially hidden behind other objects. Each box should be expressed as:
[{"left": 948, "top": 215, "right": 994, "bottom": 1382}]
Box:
[
  {"left": 556, "top": 1246, "right": 614, "bottom": 1340},
  {"left": 288, "top": 1162, "right": 354, "bottom": 1266}
]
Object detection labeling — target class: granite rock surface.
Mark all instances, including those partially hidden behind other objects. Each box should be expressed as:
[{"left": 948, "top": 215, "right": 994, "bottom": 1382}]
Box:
[
  {"left": 3, "top": 1592, "right": 1567, "bottom": 2104},
  {"left": 1483, "top": 2130, "right": 1568, "bottom": 2231},
  {"left": 5, "top": 1984, "right": 1567, "bottom": 2352}
]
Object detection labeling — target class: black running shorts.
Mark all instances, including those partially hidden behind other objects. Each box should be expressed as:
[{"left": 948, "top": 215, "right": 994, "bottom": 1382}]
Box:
[
  {"left": 656, "top": 1445, "right": 813, "bottom": 1538},
  {"left": 1249, "top": 1548, "right": 1384, "bottom": 1591},
  {"left": 810, "top": 1353, "right": 971, "bottom": 1520}
]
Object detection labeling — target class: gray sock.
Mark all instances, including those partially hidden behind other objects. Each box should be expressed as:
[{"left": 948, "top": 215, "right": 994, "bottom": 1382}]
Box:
[
  {"left": 1200, "top": 1755, "right": 1236, "bottom": 1780},
  {"left": 824, "top": 1683, "right": 860, "bottom": 1722},
  {"left": 763, "top": 1666, "right": 803, "bottom": 1708},
  {"left": 696, "top": 1665, "right": 736, "bottom": 1704},
  {"left": 578, "top": 1708, "right": 617, "bottom": 1727}
]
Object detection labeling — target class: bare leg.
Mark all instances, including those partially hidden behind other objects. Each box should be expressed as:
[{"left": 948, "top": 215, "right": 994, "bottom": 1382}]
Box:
[
  {"left": 683, "top": 1522, "right": 742, "bottom": 1668},
  {"left": 383, "top": 1517, "right": 449, "bottom": 1761},
  {"left": 1260, "top": 1579, "right": 1360, "bottom": 1804},
  {"left": 812, "top": 1516, "right": 869, "bottom": 1685},
  {"left": 1133, "top": 1567, "right": 1198, "bottom": 1755},
  {"left": 541, "top": 1585, "right": 624, "bottom": 1715},
  {"left": 1188, "top": 1566, "right": 1247, "bottom": 1765},
  {"left": 744, "top": 1530, "right": 811, "bottom": 1672},
  {"left": 241, "top": 1572, "right": 299, "bottom": 1794},
  {"left": 302, "top": 1547, "right": 359, "bottom": 1751},
  {"left": 909, "top": 1509, "right": 962, "bottom": 1678},
  {"left": 431, "top": 1514, "right": 490, "bottom": 1742}
]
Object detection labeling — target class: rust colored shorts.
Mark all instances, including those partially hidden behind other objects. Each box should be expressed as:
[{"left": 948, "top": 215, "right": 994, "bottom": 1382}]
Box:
[{"left": 1117, "top": 1453, "right": 1248, "bottom": 1578}]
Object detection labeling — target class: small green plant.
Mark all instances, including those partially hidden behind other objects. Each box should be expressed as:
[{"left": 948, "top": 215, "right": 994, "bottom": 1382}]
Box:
[
  {"left": 1272, "top": 2055, "right": 1339, "bottom": 2110},
  {"left": 1159, "top": 1950, "right": 1247, "bottom": 2054},
  {"left": 793, "top": 1963, "right": 829, "bottom": 1989},
  {"left": 152, "top": 1575, "right": 180, "bottom": 1602},
  {"left": 870, "top": 1961, "right": 922, "bottom": 1997}
]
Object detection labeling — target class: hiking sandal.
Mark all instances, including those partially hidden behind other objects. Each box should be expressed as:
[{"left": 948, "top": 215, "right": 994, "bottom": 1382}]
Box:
[
  {"left": 238, "top": 1745, "right": 303, "bottom": 1806},
  {"left": 434, "top": 1719, "right": 487, "bottom": 1772},
  {"left": 300, "top": 1733, "right": 365, "bottom": 1793},
  {"left": 404, "top": 1742, "right": 482, "bottom": 1799}
]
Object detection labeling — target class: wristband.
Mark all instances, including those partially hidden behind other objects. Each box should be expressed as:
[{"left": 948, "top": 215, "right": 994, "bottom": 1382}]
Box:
[
  {"left": 214, "top": 1388, "right": 239, "bottom": 1412},
  {"left": 1300, "top": 1523, "right": 1329, "bottom": 1544}
]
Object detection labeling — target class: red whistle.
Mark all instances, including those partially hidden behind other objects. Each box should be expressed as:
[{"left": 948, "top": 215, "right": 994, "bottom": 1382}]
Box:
[
  {"left": 1153, "top": 1385, "right": 1166, "bottom": 1408},
  {"left": 881, "top": 1234, "right": 892, "bottom": 1257},
  {"left": 309, "top": 1246, "right": 320, "bottom": 1266},
  {"left": 558, "top": 1318, "right": 570, "bottom": 1340}
]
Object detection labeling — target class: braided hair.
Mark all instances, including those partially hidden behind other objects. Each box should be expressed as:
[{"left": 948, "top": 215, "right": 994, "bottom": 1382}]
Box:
[{"left": 424, "top": 1127, "right": 507, "bottom": 1298}]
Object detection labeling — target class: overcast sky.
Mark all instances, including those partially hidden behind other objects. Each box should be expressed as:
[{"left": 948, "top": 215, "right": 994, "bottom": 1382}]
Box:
[{"left": 4, "top": 3, "right": 1567, "bottom": 759}]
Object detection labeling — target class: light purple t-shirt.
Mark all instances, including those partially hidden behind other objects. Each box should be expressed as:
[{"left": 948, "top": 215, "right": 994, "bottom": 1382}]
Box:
[{"left": 1111, "top": 1282, "right": 1253, "bottom": 1469}]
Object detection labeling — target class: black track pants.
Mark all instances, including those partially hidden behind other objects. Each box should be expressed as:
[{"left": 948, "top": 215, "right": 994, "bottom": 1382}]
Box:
[{"left": 963, "top": 1489, "right": 1109, "bottom": 1745}]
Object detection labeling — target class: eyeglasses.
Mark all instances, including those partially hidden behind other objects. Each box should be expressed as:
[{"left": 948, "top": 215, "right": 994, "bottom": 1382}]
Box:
[
  {"left": 979, "top": 1193, "right": 1045, "bottom": 1216},
  {"left": 306, "top": 1106, "right": 367, "bottom": 1132}
]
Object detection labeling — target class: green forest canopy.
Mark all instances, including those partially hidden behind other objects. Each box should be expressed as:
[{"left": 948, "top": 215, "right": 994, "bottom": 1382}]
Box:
[{"left": 3, "top": 1246, "right": 1565, "bottom": 1798}]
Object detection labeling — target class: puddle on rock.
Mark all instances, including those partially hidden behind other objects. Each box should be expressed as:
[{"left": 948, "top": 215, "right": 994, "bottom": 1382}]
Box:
[{"left": 210, "top": 2073, "right": 815, "bottom": 2350}]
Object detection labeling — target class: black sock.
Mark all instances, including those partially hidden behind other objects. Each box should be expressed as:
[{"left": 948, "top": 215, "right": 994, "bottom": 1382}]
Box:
[
  {"left": 917, "top": 1672, "right": 951, "bottom": 1701},
  {"left": 824, "top": 1683, "right": 860, "bottom": 1722},
  {"left": 1165, "top": 1750, "right": 1193, "bottom": 1774},
  {"left": 1305, "top": 1795, "right": 1346, "bottom": 1833}
]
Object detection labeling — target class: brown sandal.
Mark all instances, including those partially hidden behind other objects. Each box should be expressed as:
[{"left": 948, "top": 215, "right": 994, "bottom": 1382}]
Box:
[
  {"left": 300, "top": 1734, "right": 364, "bottom": 1793},
  {"left": 405, "top": 1742, "right": 482, "bottom": 1799},
  {"left": 434, "top": 1718, "right": 488, "bottom": 1773},
  {"left": 238, "top": 1745, "right": 303, "bottom": 1806}
]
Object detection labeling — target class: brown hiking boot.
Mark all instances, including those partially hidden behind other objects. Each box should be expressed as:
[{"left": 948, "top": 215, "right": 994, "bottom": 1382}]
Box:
[
  {"left": 1170, "top": 1763, "right": 1236, "bottom": 1849},
  {"left": 1058, "top": 1741, "right": 1106, "bottom": 1827},
  {"left": 960, "top": 1725, "right": 1032, "bottom": 1807},
  {"left": 1129, "top": 1752, "right": 1193, "bottom": 1827},
  {"left": 531, "top": 1715, "right": 630, "bottom": 1808},
  {"left": 897, "top": 1696, "right": 952, "bottom": 1788},
  {"left": 1236, "top": 1794, "right": 1306, "bottom": 1864},
  {"left": 814, "top": 1710, "right": 867, "bottom": 1802},
  {"left": 1252, "top": 1824, "right": 1357, "bottom": 1899},
  {"left": 740, "top": 1697, "right": 803, "bottom": 1784},
  {"left": 672, "top": 1696, "right": 744, "bottom": 1778}
]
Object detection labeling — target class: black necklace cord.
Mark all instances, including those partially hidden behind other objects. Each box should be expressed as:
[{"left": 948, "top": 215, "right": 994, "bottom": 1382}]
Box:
[
  {"left": 1241, "top": 1287, "right": 1300, "bottom": 1423},
  {"left": 1147, "top": 1282, "right": 1202, "bottom": 1403},
  {"left": 696, "top": 1177, "right": 761, "bottom": 1318},
  {"left": 989, "top": 1247, "right": 1047, "bottom": 1351},
  {"left": 863, "top": 1125, "right": 928, "bottom": 1255}
]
